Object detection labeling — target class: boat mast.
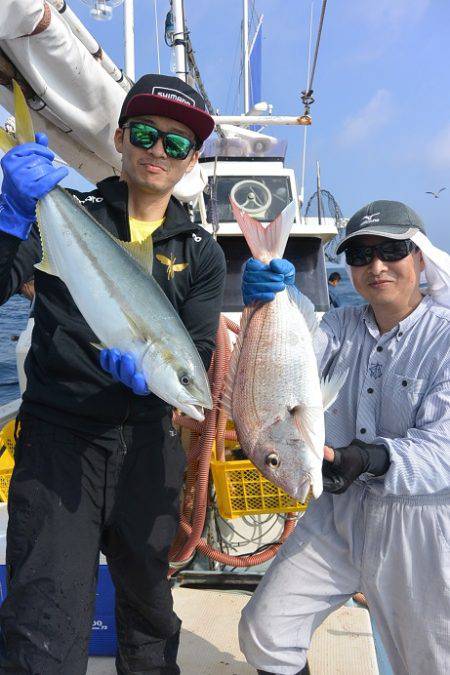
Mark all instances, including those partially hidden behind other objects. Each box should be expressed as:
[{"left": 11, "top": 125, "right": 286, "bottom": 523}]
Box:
[
  {"left": 316, "top": 160, "right": 323, "bottom": 225},
  {"left": 123, "top": 0, "right": 135, "bottom": 80},
  {"left": 171, "top": 0, "right": 188, "bottom": 82},
  {"left": 242, "top": 0, "right": 250, "bottom": 113}
]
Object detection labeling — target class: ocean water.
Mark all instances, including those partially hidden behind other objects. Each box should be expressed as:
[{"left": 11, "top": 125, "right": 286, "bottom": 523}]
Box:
[
  {"left": 0, "top": 294, "right": 30, "bottom": 406},
  {"left": 0, "top": 267, "right": 363, "bottom": 407}
]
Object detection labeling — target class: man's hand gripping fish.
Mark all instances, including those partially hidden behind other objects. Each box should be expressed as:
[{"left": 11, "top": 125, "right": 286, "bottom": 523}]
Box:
[
  {"left": 0, "top": 81, "right": 212, "bottom": 421},
  {"left": 223, "top": 200, "right": 345, "bottom": 502}
]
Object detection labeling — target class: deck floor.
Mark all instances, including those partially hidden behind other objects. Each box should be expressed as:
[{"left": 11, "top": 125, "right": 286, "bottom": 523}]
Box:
[{"left": 87, "top": 588, "right": 379, "bottom": 674}]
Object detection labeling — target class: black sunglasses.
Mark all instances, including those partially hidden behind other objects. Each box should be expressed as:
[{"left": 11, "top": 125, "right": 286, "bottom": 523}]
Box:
[
  {"left": 122, "top": 122, "right": 196, "bottom": 160},
  {"left": 345, "top": 239, "right": 417, "bottom": 267}
]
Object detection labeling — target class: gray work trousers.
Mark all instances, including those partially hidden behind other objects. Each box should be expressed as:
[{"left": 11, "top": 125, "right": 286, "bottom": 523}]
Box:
[{"left": 239, "top": 483, "right": 450, "bottom": 675}]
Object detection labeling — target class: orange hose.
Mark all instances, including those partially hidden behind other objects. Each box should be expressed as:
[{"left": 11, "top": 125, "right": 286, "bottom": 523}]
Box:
[{"left": 169, "top": 314, "right": 298, "bottom": 571}]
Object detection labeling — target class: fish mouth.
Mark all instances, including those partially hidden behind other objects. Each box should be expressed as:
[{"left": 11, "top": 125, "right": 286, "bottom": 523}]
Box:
[
  {"left": 294, "top": 474, "right": 312, "bottom": 503},
  {"left": 183, "top": 387, "right": 212, "bottom": 411},
  {"left": 178, "top": 403, "right": 205, "bottom": 422}
]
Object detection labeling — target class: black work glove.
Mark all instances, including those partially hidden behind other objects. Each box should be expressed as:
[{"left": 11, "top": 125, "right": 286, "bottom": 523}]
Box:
[{"left": 322, "top": 439, "right": 390, "bottom": 494}]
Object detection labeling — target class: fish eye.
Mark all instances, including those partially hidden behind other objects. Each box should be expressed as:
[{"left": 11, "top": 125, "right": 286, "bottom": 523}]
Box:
[
  {"left": 265, "top": 452, "right": 280, "bottom": 468},
  {"left": 179, "top": 372, "right": 190, "bottom": 386}
]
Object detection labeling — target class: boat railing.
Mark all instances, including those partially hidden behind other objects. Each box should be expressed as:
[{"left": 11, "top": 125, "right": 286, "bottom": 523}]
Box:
[{"left": 0, "top": 399, "right": 20, "bottom": 428}]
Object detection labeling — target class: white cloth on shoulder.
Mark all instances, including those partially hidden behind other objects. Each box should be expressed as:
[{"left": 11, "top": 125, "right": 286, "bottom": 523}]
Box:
[{"left": 412, "top": 231, "right": 450, "bottom": 309}]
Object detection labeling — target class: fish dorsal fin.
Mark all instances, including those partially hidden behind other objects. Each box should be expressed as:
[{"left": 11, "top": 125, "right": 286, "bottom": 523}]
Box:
[
  {"left": 13, "top": 80, "right": 35, "bottom": 144},
  {"left": 111, "top": 234, "right": 154, "bottom": 275},
  {"left": 221, "top": 305, "right": 259, "bottom": 416},
  {"left": 286, "top": 286, "right": 318, "bottom": 337},
  {"left": 321, "top": 368, "right": 349, "bottom": 411}
]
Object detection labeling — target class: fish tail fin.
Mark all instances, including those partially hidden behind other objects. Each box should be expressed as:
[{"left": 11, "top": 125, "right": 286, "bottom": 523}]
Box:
[
  {"left": 230, "top": 199, "right": 297, "bottom": 263},
  {"left": 12, "top": 80, "right": 35, "bottom": 144},
  {"left": 0, "top": 80, "right": 35, "bottom": 153},
  {"left": 0, "top": 128, "right": 16, "bottom": 153}
]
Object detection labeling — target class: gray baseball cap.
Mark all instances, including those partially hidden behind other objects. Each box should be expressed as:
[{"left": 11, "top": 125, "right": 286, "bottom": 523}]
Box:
[{"left": 336, "top": 200, "right": 427, "bottom": 254}]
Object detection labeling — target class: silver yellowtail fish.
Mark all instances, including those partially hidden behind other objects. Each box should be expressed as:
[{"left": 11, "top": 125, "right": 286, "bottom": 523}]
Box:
[
  {"left": 222, "top": 200, "right": 345, "bottom": 502},
  {"left": 0, "top": 81, "right": 212, "bottom": 421}
]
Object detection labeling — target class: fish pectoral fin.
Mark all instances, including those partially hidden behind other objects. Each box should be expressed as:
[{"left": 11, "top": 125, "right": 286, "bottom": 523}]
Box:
[
  {"left": 290, "top": 404, "right": 323, "bottom": 458},
  {"left": 310, "top": 465, "right": 323, "bottom": 500},
  {"left": 122, "top": 307, "right": 150, "bottom": 343},
  {"left": 13, "top": 80, "right": 35, "bottom": 144},
  {"left": 286, "top": 286, "right": 318, "bottom": 336},
  {"left": 321, "top": 368, "right": 349, "bottom": 411},
  {"left": 112, "top": 235, "right": 154, "bottom": 275}
]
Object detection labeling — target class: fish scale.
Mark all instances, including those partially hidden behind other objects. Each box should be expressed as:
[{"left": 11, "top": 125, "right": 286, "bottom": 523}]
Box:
[{"left": 228, "top": 289, "right": 324, "bottom": 501}]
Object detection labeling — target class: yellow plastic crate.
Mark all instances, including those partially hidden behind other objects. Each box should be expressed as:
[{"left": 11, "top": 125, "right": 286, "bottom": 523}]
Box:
[
  {"left": 0, "top": 419, "right": 17, "bottom": 502},
  {"left": 210, "top": 447, "right": 308, "bottom": 519}
]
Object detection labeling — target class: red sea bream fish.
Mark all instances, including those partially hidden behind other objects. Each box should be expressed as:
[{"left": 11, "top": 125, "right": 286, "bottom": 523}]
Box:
[{"left": 222, "top": 200, "right": 345, "bottom": 502}]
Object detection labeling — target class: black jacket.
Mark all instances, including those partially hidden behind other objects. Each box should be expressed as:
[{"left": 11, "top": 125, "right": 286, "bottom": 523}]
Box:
[{"left": 0, "top": 177, "right": 226, "bottom": 432}]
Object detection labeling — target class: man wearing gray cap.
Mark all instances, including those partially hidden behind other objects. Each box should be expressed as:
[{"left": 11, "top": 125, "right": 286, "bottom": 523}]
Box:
[{"left": 238, "top": 200, "right": 450, "bottom": 675}]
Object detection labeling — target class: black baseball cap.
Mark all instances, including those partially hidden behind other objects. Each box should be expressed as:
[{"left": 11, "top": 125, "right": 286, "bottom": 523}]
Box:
[
  {"left": 336, "top": 200, "right": 427, "bottom": 254},
  {"left": 118, "top": 74, "right": 215, "bottom": 144}
]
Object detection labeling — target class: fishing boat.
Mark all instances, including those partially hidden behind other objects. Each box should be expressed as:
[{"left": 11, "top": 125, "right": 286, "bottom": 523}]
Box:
[{"left": 0, "top": 1, "right": 389, "bottom": 673}]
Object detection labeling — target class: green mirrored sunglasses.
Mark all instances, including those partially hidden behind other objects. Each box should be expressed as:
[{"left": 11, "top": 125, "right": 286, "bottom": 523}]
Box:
[{"left": 122, "top": 122, "right": 195, "bottom": 160}]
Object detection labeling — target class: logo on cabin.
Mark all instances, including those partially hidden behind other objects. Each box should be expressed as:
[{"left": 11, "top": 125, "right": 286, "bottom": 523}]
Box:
[{"left": 156, "top": 253, "right": 189, "bottom": 280}]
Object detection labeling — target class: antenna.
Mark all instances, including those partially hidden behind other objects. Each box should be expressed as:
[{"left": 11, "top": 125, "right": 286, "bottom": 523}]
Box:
[
  {"left": 80, "top": 0, "right": 124, "bottom": 22},
  {"left": 243, "top": 0, "right": 250, "bottom": 113},
  {"left": 300, "top": 1, "right": 314, "bottom": 207},
  {"left": 316, "top": 160, "right": 323, "bottom": 225}
]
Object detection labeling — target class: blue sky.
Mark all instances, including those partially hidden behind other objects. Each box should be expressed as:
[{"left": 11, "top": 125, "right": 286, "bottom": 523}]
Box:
[{"left": 2, "top": 0, "right": 450, "bottom": 249}]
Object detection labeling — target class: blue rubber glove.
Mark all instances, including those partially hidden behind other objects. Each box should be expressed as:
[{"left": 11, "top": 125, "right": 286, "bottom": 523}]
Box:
[
  {"left": 0, "top": 133, "right": 68, "bottom": 240},
  {"left": 100, "top": 349, "right": 150, "bottom": 396},
  {"left": 242, "top": 258, "right": 296, "bottom": 305}
]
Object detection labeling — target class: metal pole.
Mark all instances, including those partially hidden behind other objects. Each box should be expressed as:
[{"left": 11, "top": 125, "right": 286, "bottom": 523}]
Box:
[
  {"left": 212, "top": 115, "right": 307, "bottom": 126},
  {"left": 243, "top": 0, "right": 250, "bottom": 113},
  {"left": 123, "top": 0, "right": 135, "bottom": 81},
  {"left": 172, "top": 0, "right": 188, "bottom": 82},
  {"left": 316, "top": 160, "right": 323, "bottom": 225},
  {"left": 154, "top": 0, "right": 161, "bottom": 74},
  {"left": 300, "top": 1, "right": 314, "bottom": 206}
]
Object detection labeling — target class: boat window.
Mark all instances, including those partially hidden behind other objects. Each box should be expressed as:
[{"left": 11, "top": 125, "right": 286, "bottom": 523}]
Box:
[
  {"left": 219, "top": 236, "right": 330, "bottom": 313},
  {"left": 193, "top": 176, "right": 293, "bottom": 224}
]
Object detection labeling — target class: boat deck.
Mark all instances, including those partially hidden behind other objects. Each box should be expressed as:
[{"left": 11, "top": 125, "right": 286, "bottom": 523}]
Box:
[{"left": 87, "top": 587, "right": 379, "bottom": 674}]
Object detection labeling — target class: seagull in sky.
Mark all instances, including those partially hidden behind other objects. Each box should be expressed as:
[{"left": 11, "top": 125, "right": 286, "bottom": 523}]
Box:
[{"left": 425, "top": 187, "right": 446, "bottom": 198}]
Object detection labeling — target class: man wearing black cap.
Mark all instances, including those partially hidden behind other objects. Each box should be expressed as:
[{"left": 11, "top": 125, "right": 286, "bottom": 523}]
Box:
[
  {"left": 238, "top": 200, "right": 450, "bottom": 675},
  {"left": 0, "top": 75, "right": 226, "bottom": 674}
]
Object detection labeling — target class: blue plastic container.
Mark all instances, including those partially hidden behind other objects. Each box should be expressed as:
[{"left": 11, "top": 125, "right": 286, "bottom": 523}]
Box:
[{"left": 0, "top": 562, "right": 118, "bottom": 656}]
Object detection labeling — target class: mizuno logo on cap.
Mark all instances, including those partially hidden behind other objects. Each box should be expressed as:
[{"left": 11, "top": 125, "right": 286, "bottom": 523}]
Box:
[
  {"left": 152, "top": 87, "right": 195, "bottom": 107},
  {"left": 360, "top": 212, "right": 381, "bottom": 226}
]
